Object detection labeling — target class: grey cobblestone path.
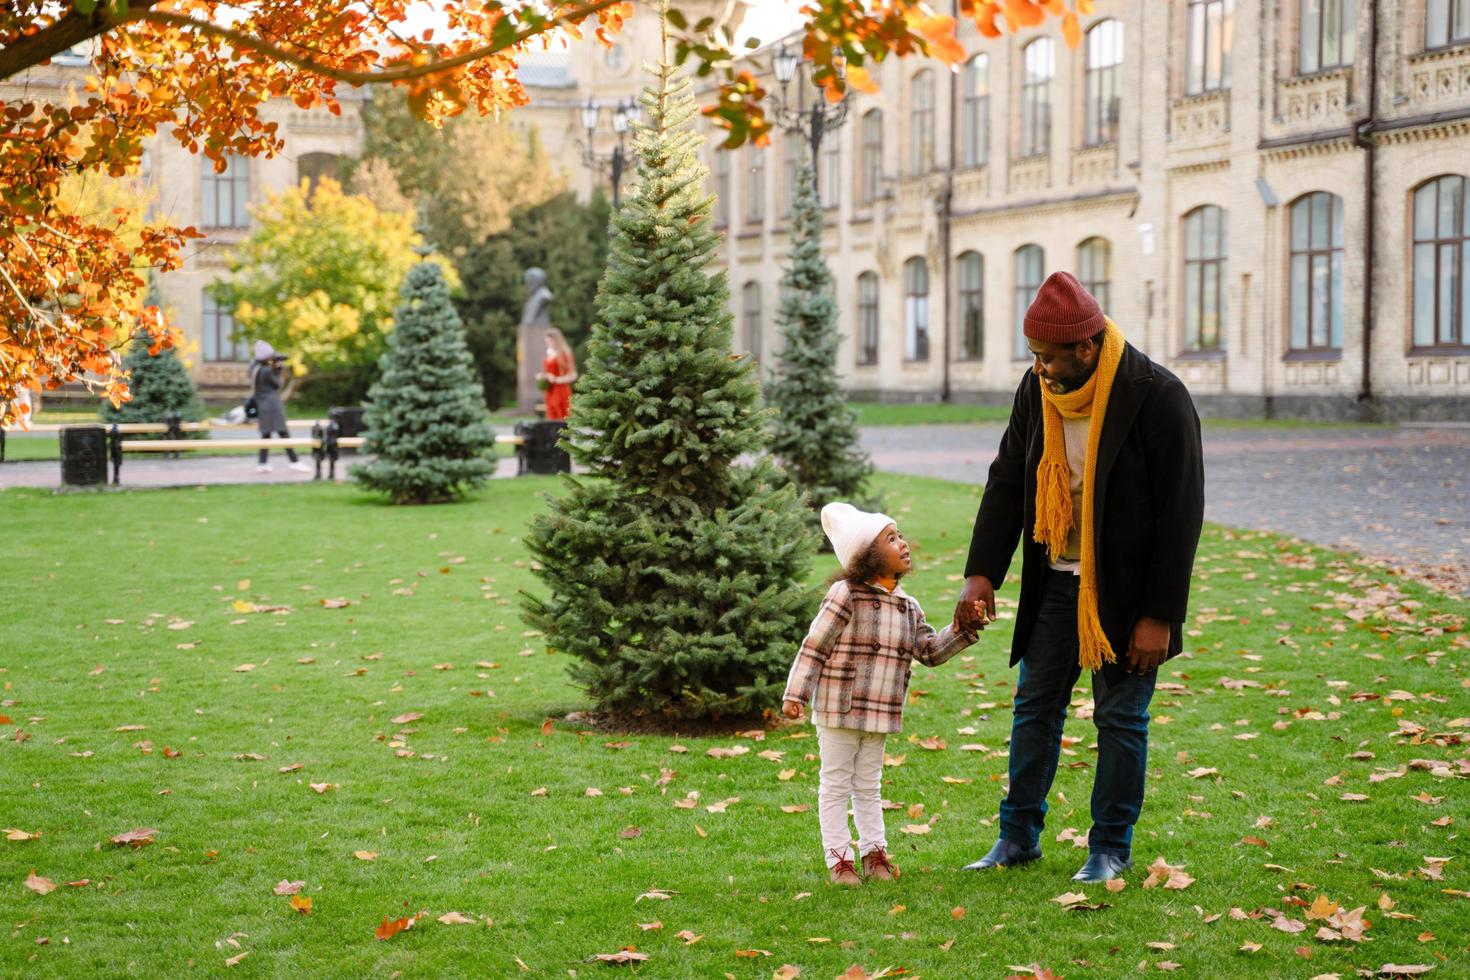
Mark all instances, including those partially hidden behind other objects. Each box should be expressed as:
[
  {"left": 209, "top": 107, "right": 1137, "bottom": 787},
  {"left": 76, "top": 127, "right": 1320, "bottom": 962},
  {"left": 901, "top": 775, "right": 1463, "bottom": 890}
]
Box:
[{"left": 861, "top": 423, "right": 1470, "bottom": 595}]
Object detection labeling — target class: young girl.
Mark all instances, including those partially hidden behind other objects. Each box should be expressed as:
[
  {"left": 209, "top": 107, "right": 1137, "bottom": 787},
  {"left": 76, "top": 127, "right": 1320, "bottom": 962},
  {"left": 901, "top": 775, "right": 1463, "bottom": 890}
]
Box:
[
  {"left": 783, "top": 502, "right": 983, "bottom": 886},
  {"left": 537, "top": 328, "right": 578, "bottom": 421}
]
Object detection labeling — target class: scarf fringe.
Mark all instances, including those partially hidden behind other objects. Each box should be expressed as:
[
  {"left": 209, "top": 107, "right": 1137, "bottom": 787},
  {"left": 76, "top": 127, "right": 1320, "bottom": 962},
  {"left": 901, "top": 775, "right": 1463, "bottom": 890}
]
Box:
[
  {"left": 1077, "top": 583, "right": 1116, "bottom": 669},
  {"left": 1035, "top": 456, "right": 1072, "bottom": 562}
]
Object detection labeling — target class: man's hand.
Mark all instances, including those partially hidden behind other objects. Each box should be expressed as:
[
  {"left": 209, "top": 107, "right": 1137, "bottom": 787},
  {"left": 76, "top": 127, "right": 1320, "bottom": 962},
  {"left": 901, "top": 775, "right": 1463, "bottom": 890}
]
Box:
[
  {"left": 1126, "top": 616, "right": 1171, "bottom": 674},
  {"left": 782, "top": 699, "right": 804, "bottom": 721},
  {"left": 954, "top": 576, "right": 997, "bottom": 633}
]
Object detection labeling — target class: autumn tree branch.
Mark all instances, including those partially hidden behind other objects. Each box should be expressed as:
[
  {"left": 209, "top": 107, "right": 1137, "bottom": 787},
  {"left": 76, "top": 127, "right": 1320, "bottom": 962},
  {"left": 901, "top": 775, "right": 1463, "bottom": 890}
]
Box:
[
  {"left": 129, "top": 1, "right": 624, "bottom": 86},
  {"left": 0, "top": 0, "right": 164, "bottom": 80}
]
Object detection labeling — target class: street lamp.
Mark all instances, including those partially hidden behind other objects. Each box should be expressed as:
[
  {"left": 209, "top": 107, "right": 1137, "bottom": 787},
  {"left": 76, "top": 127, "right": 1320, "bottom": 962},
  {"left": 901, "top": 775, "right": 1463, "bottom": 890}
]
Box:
[
  {"left": 577, "top": 96, "right": 638, "bottom": 210},
  {"left": 769, "top": 42, "right": 849, "bottom": 182}
]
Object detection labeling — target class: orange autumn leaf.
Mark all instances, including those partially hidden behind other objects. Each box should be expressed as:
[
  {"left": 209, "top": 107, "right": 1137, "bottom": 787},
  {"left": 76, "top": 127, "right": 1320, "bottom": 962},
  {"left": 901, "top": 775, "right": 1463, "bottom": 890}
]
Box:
[
  {"left": 374, "top": 914, "right": 416, "bottom": 940},
  {"left": 1061, "top": 10, "right": 1082, "bottom": 49},
  {"left": 25, "top": 870, "right": 57, "bottom": 895},
  {"left": 289, "top": 895, "right": 312, "bottom": 915}
]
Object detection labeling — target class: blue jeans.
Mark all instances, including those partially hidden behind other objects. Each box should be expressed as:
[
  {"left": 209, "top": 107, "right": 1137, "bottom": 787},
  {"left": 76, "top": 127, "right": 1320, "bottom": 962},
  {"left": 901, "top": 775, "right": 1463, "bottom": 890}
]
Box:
[{"left": 998, "top": 568, "right": 1157, "bottom": 857}]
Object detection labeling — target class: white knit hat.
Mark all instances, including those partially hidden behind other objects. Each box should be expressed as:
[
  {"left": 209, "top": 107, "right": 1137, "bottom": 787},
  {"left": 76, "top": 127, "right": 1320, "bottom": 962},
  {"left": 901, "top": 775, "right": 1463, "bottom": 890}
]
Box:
[{"left": 821, "top": 502, "right": 896, "bottom": 574}]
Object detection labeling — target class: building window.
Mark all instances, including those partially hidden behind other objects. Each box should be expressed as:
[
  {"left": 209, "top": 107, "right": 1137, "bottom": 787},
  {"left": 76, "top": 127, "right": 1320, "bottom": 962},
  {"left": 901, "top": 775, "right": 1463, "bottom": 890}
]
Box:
[
  {"left": 1183, "top": 205, "right": 1228, "bottom": 351},
  {"left": 742, "top": 281, "right": 763, "bottom": 362},
  {"left": 821, "top": 136, "right": 840, "bottom": 209},
  {"left": 957, "top": 251, "right": 984, "bottom": 361},
  {"left": 713, "top": 148, "right": 730, "bottom": 227},
  {"left": 961, "top": 55, "right": 990, "bottom": 168},
  {"left": 1084, "top": 20, "right": 1124, "bottom": 145},
  {"left": 745, "top": 147, "right": 765, "bottom": 224},
  {"left": 1077, "top": 237, "right": 1113, "bottom": 313},
  {"left": 910, "top": 70, "right": 936, "bottom": 175},
  {"left": 857, "top": 272, "right": 880, "bottom": 365},
  {"left": 860, "top": 109, "right": 884, "bottom": 206},
  {"left": 782, "top": 132, "right": 802, "bottom": 217},
  {"left": 1412, "top": 175, "right": 1470, "bottom": 347},
  {"left": 297, "top": 152, "right": 341, "bottom": 199},
  {"left": 1426, "top": 0, "right": 1470, "bottom": 48},
  {"left": 202, "top": 289, "right": 246, "bottom": 362},
  {"left": 201, "top": 154, "right": 249, "bottom": 228},
  {"left": 904, "top": 257, "right": 930, "bottom": 361},
  {"left": 1185, "top": 0, "right": 1234, "bottom": 95},
  {"left": 1021, "top": 39, "right": 1055, "bottom": 158},
  {"left": 1299, "top": 0, "right": 1355, "bottom": 73},
  {"left": 1013, "top": 244, "right": 1045, "bottom": 358},
  {"left": 1289, "top": 192, "right": 1345, "bottom": 350}
]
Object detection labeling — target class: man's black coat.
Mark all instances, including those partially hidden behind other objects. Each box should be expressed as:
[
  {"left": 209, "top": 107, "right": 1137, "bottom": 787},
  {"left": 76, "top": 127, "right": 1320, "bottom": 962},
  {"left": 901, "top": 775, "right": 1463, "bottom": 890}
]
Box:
[{"left": 964, "top": 342, "right": 1205, "bottom": 679}]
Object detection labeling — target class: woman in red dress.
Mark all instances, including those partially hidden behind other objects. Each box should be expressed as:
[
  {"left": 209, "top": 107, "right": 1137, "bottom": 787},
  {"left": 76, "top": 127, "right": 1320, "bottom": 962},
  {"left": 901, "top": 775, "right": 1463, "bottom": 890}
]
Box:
[{"left": 538, "top": 327, "right": 578, "bottom": 421}]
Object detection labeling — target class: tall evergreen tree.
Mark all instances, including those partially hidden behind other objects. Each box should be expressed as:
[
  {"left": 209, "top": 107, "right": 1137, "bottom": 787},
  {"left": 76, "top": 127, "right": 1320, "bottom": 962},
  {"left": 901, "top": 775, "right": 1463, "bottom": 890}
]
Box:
[
  {"left": 100, "top": 339, "right": 204, "bottom": 433},
  {"left": 352, "top": 260, "right": 494, "bottom": 504},
  {"left": 765, "top": 163, "right": 872, "bottom": 508},
  {"left": 523, "top": 45, "right": 814, "bottom": 725}
]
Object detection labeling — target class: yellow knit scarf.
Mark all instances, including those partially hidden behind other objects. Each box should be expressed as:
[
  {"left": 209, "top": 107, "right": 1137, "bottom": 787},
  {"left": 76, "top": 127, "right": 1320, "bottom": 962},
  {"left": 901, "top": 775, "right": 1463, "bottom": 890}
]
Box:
[{"left": 1034, "top": 318, "right": 1125, "bottom": 670}]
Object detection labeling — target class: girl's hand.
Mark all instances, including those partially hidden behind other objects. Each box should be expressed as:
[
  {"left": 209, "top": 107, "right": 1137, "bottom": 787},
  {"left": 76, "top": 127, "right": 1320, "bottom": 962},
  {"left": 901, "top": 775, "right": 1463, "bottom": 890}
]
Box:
[{"left": 782, "top": 700, "right": 804, "bottom": 721}]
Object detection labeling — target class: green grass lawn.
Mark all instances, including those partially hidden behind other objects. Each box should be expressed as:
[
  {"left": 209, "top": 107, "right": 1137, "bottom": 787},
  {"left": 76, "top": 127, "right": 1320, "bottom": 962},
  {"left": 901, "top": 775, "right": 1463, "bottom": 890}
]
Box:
[{"left": 2, "top": 474, "right": 1465, "bottom": 978}]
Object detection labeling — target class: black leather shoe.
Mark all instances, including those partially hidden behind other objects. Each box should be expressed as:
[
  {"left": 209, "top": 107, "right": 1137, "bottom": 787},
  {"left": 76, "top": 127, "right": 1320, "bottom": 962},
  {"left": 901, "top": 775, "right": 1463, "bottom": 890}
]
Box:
[
  {"left": 1072, "top": 852, "right": 1132, "bottom": 882},
  {"left": 962, "top": 839, "right": 1042, "bottom": 871}
]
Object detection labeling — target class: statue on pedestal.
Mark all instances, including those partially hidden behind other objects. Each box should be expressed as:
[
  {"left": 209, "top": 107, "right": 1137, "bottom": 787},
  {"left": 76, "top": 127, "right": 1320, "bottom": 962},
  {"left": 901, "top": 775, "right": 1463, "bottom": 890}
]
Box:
[{"left": 516, "top": 267, "right": 554, "bottom": 413}]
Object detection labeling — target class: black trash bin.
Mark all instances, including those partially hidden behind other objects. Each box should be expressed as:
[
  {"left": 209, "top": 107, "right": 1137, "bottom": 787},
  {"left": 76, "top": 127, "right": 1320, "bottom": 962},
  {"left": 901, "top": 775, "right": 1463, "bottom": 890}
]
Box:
[
  {"left": 514, "top": 420, "right": 570, "bottom": 475},
  {"left": 60, "top": 425, "right": 108, "bottom": 487},
  {"left": 328, "top": 406, "right": 366, "bottom": 456}
]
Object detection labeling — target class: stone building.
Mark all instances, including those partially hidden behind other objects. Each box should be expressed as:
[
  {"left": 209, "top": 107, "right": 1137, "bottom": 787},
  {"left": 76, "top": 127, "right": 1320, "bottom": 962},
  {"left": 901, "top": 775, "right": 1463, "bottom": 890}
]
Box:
[{"left": 708, "top": 1, "right": 1470, "bottom": 419}]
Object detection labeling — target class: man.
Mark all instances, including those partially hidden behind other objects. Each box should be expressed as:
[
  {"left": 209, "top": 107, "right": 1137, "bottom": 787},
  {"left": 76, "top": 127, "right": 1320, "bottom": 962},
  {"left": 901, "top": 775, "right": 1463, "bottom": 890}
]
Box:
[{"left": 956, "top": 271, "right": 1203, "bottom": 882}]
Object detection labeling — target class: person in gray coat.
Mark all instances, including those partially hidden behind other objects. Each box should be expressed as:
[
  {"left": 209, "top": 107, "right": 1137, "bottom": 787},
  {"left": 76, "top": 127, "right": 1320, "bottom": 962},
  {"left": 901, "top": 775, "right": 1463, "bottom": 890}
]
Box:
[{"left": 250, "top": 341, "right": 310, "bottom": 473}]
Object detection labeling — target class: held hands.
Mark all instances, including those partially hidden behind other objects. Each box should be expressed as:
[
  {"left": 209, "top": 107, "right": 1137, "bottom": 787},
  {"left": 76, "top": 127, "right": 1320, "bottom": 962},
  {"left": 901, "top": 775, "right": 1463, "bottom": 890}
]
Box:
[
  {"left": 782, "top": 699, "right": 804, "bottom": 721},
  {"left": 1126, "top": 616, "right": 1171, "bottom": 674},
  {"left": 953, "top": 575, "right": 998, "bottom": 633}
]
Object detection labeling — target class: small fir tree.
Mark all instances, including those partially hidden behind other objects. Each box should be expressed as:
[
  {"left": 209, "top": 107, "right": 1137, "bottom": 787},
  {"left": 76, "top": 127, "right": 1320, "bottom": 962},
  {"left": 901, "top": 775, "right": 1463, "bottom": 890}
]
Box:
[
  {"left": 522, "top": 45, "right": 814, "bottom": 725},
  {"left": 766, "top": 163, "right": 872, "bottom": 508},
  {"left": 352, "top": 260, "right": 494, "bottom": 504},
  {"left": 100, "top": 339, "right": 204, "bottom": 433}
]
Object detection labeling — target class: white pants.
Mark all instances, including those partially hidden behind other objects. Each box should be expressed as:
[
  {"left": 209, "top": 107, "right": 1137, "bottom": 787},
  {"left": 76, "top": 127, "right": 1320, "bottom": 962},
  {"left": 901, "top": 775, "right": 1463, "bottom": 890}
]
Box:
[{"left": 816, "top": 723, "right": 888, "bottom": 867}]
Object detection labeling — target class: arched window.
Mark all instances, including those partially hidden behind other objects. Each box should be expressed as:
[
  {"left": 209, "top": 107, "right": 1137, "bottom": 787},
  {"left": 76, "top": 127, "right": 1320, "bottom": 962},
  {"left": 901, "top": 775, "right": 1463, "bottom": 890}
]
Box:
[
  {"left": 1077, "top": 237, "right": 1113, "bottom": 313},
  {"left": 910, "top": 70, "right": 936, "bottom": 175},
  {"left": 1013, "top": 245, "right": 1045, "bottom": 358},
  {"left": 1299, "top": 0, "right": 1355, "bottom": 73},
  {"left": 742, "top": 281, "right": 763, "bottom": 363},
  {"left": 1183, "top": 205, "right": 1228, "bottom": 351},
  {"left": 857, "top": 272, "right": 880, "bottom": 365},
  {"left": 1185, "top": 0, "right": 1234, "bottom": 95},
  {"left": 297, "top": 152, "right": 341, "bottom": 199},
  {"left": 202, "top": 288, "right": 246, "bottom": 362},
  {"left": 744, "top": 147, "right": 765, "bottom": 224},
  {"left": 712, "top": 148, "right": 730, "bottom": 227},
  {"left": 904, "top": 258, "right": 930, "bottom": 361},
  {"left": 1021, "top": 39, "right": 1055, "bottom": 158},
  {"left": 1426, "top": 0, "right": 1470, "bottom": 48},
  {"left": 782, "top": 131, "right": 802, "bottom": 217},
  {"left": 1288, "top": 192, "right": 1345, "bottom": 350},
  {"left": 201, "top": 154, "right": 249, "bottom": 228},
  {"left": 1412, "top": 175, "right": 1470, "bottom": 347},
  {"left": 957, "top": 251, "right": 984, "bottom": 361},
  {"left": 821, "top": 134, "right": 840, "bottom": 209},
  {"left": 860, "top": 109, "right": 884, "bottom": 206},
  {"left": 961, "top": 55, "right": 990, "bottom": 168},
  {"left": 1084, "top": 21, "right": 1124, "bottom": 145}
]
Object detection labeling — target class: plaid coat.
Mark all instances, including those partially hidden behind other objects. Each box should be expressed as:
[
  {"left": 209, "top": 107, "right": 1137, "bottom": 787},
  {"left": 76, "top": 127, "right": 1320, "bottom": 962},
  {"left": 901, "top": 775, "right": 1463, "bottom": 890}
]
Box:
[{"left": 783, "top": 580, "right": 977, "bottom": 734}]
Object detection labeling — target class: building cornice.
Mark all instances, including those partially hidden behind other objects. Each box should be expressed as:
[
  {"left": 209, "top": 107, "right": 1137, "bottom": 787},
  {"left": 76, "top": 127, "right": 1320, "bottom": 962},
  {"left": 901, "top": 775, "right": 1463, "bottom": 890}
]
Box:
[{"left": 948, "top": 187, "right": 1138, "bottom": 222}]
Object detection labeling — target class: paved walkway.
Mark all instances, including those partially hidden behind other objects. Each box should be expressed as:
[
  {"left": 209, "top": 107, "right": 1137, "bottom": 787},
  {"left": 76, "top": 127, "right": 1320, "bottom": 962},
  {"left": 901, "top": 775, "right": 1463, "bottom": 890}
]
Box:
[
  {"left": 4, "top": 421, "right": 1467, "bottom": 593},
  {"left": 861, "top": 422, "right": 1470, "bottom": 595}
]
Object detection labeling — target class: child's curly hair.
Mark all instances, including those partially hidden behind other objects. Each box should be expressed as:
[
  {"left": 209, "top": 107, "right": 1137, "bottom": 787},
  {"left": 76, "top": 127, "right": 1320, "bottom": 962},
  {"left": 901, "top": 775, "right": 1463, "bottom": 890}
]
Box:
[{"left": 831, "top": 538, "right": 902, "bottom": 587}]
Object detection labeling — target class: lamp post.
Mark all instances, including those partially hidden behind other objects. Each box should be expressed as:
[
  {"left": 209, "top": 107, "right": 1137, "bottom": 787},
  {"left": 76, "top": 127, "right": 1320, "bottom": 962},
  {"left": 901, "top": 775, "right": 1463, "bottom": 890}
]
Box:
[
  {"left": 577, "top": 96, "right": 637, "bottom": 210},
  {"left": 769, "top": 43, "right": 849, "bottom": 195}
]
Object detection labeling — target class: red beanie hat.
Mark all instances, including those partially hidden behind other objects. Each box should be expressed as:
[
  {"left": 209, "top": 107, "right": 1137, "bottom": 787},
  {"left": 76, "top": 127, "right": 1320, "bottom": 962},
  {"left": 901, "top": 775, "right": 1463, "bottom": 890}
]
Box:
[{"left": 1024, "top": 271, "right": 1106, "bottom": 344}]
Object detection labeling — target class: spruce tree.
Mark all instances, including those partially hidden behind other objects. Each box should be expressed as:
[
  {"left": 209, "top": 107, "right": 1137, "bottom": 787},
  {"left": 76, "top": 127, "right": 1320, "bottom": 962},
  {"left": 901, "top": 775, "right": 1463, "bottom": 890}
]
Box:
[
  {"left": 352, "top": 259, "right": 494, "bottom": 504},
  {"left": 100, "top": 339, "right": 204, "bottom": 433},
  {"left": 766, "top": 163, "right": 871, "bottom": 508},
  {"left": 522, "top": 46, "right": 814, "bottom": 725}
]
